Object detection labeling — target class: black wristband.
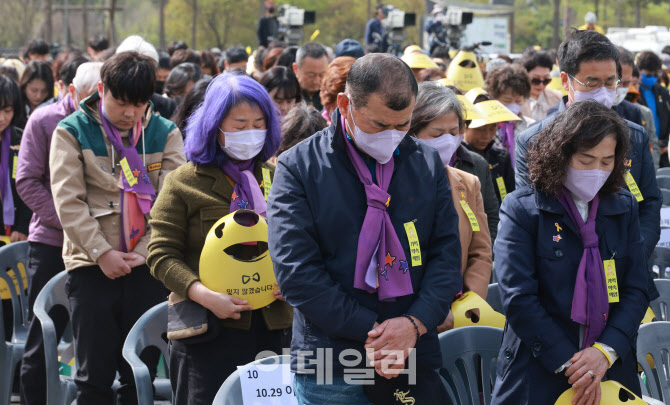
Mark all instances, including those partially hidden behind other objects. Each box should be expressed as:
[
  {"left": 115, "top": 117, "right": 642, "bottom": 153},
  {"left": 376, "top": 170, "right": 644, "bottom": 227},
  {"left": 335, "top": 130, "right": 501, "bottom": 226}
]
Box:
[{"left": 403, "top": 314, "right": 421, "bottom": 341}]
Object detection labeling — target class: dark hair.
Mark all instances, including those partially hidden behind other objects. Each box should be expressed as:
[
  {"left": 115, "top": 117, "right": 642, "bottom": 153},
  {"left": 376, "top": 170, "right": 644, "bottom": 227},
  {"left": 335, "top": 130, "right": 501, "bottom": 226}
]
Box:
[
  {"left": 169, "top": 49, "right": 201, "bottom": 69},
  {"left": 663, "top": 46, "right": 670, "bottom": 56},
  {"left": 260, "top": 66, "right": 301, "bottom": 103},
  {"left": 164, "top": 62, "right": 203, "bottom": 98},
  {"left": 51, "top": 48, "right": 83, "bottom": 83},
  {"left": 226, "top": 46, "right": 249, "bottom": 65},
  {"left": 522, "top": 50, "right": 554, "bottom": 72},
  {"left": 616, "top": 47, "right": 635, "bottom": 68},
  {"left": 263, "top": 47, "right": 284, "bottom": 71},
  {"left": 346, "top": 53, "right": 417, "bottom": 111},
  {"left": 158, "top": 51, "right": 171, "bottom": 70},
  {"left": 376, "top": 4, "right": 384, "bottom": 12},
  {"left": 170, "top": 77, "right": 212, "bottom": 136},
  {"left": 558, "top": 30, "right": 621, "bottom": 78},
  {"left": 101, "top": 52, "right": 156, "bottom": 104},
  {"left": 296, "top": 42, "right": 328, "bottom": 67},
  {"left": 320, "top": 56, "right": 355, "bottom": 113},
  {"left": 279, "top": 103, "right": 327, "bottom": 155},
  {"left": 59, "top": 55, "right": 89, "bottom": 85},
  {"left": 88, "top": 35, "right": 109, "bottom": 52},
  {"left": 167, "top": 40, "right": 188, "bottom": 56},
  {"left": 276, "top": 46, "right": 298, "bottom": 68},
  {"left": 417, "top": 68, "right": 446, "bottom": 82},
  {"left": 485, "top": 63, "right": 531, "bottom": 99},
  {"left": 431, "top": 46, "right": 450, "bottom": 59},
  {"left": 527, "top": 100, "right": 629, "bottom": 197},
  {"left": 98, "top": 47, "right": 117, "bottom": 61},
  {"left": 254, "top": 47, "right": 268, "bottom": 72},
  {"left": 0, "top": 66, "right": 19, "bottom": 83},
  {"left": 637, "top": 51, "right": 662, "bottom": 72},
  {"left": 0, "top": 75, "right": 23, "bottom": 127},
  {"left": 26, "top": 39, "right": 50, "bottom": 56},
  {"left": 19, "top": 61, "right": 54, "bottom": 107},
  {"left": 199, "top": 50, "right": 219, "bottom": 76}
]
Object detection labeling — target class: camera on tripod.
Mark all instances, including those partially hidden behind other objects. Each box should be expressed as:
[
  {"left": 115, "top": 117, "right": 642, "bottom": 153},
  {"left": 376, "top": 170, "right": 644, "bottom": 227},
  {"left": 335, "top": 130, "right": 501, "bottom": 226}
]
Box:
[{"left": 276, "top": 5, "right": 316, "bottom": 46}]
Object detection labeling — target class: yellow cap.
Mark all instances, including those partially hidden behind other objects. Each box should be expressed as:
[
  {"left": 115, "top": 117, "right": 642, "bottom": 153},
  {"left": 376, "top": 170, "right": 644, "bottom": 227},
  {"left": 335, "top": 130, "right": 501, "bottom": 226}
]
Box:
[
  {"left": 547, "top": 76, "right": 568, "bottom": 95},
  {"left": 446, "top": 51, "right": 486, "bottom": 92},
  {"left": 555, "top": 381, "right": 646, "bottom": 405},
  {"left": 437, "top": 78, "right": 455, "bottom": 87},
  {"left": 455, "top": 95, "right": 483, "bottom": 120},
  {"left": 464, "top": 87, "right": 488, "bottom": 104},
  {"left": 449, "top": 49, "right": 458, "bottom": 59},
  {"left": 451, "top": 291, "right": 506, "bottom": 329},
  {"left": 403, "top": 45, "right": 422, "bottom": 56},
  {"left": 199, "top": 210, "right": 278, "bottom": 309},
  {"left": 401, "top": 52, "right": 438, "bottom": 69},
  {"left": 469, "top": 100, "right": 521, "bottom": 128}
]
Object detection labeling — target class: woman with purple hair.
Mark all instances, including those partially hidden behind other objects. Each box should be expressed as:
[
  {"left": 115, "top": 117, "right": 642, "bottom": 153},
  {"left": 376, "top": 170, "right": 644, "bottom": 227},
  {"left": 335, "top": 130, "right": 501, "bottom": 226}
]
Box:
[{"left": 147, "top": 72, "right": 292, "bottom": 404}]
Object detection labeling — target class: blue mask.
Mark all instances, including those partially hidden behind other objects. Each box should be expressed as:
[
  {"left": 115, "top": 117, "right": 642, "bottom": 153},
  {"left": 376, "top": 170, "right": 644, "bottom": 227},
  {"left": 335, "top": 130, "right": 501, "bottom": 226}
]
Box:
[{"left": 641, "top": 73, "right": 658, "bottom": 88}]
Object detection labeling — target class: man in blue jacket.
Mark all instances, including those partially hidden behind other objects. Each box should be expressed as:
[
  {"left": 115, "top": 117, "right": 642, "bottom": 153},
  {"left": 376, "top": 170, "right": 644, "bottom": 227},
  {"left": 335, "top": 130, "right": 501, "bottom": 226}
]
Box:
[
  {"left": 268, "top": 53, "right": 462, "bottom": 404},
  {"left": 515, "top": 30, "right": 661, "bottom": 300}
]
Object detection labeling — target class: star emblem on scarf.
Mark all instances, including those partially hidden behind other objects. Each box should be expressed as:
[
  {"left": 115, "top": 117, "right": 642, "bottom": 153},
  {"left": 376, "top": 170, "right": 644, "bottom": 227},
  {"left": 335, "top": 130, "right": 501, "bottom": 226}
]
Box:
[
  {"left": 379, "top": 265, "right": 388, "bottom": 281},
  {"left": 130, "top": 227, "right": 140, "bottom": 239},
  {"left": 384, "top": 252, "right": 396, "bottom": 268},
  {"left": 553, "top": 235, "right": 562, "bottom": 242},
  {"left": 142, "top": 174, "right": 150, "bottom": 184},
  {"left": 231, "top": 191, "right": 238, "bottom": 201},
  {"left": 399, "top": 260, "right": 409, "bottom": 274},
  {"left": 237, "top": 200, "right": 249, "bottom": 209},
  {"left": 132, "top": 169, "right": 141, "bottom": 179}
]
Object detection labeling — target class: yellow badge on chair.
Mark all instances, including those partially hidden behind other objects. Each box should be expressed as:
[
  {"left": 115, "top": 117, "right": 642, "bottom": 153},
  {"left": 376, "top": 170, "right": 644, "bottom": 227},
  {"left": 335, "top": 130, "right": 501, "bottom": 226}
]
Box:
[
  {"left": 451, "top": 291, "right": 506, "bottom": 329},
  {"left": 199, "top": 209, "right": 278, "bottom": 309},
  {"left": 555, "top": 381, "right": 645, "bottom": 405}
]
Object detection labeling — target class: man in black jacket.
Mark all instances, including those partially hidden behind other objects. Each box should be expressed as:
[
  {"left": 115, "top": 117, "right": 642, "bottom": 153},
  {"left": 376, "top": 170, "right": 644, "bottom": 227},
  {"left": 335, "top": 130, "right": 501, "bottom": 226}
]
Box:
[
  {"left": 257, "top": 1, "right": 279, "bottom": 48},
  {"left": 637, "top": 50, "right": 670, "bottom": 167}
]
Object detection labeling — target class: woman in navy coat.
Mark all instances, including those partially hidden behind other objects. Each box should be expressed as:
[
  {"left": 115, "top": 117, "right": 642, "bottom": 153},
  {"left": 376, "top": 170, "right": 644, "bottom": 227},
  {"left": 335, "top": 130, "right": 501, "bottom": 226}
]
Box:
[{"left": 491, "top": 100, "right": 649, "bottom": 405}]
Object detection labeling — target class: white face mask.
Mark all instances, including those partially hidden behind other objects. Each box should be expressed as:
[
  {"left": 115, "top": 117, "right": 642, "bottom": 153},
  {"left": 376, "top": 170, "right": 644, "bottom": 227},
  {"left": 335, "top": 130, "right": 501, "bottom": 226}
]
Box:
[
  {"left": 612, "top": 86, "right": 629, "bottom": 106},
  {"left": 347, "top": 101, "right": 407, "bottom": 164},
  {"left": 418, "top": 133, "right": 463, "bottom": 167},
  {"left": 219, "top": 128, "right": 266, "bottom": 161}
]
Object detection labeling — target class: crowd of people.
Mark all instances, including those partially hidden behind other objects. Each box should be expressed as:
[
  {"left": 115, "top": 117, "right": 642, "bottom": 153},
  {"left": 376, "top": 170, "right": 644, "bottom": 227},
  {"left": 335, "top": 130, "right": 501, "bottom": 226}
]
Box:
[{"left": 0, "top": 4, "right": 667, "bottom": 405}]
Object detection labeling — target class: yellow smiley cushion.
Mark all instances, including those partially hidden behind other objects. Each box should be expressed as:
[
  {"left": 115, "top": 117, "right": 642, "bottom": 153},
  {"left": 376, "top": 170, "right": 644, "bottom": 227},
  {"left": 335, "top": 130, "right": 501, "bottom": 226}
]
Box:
[{"left": 199, "top": 209, "right": 278, "bottom": 309}]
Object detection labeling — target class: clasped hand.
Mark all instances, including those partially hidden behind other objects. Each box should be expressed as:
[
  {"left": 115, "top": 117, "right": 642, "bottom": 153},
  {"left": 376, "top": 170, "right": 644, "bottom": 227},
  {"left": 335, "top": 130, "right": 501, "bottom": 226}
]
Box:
[
  {"left": 564, "top": 347, "right": 609, "bottom": 405},
  {"left": 364, "top": 316, "right": 424, "bottom": 379}
]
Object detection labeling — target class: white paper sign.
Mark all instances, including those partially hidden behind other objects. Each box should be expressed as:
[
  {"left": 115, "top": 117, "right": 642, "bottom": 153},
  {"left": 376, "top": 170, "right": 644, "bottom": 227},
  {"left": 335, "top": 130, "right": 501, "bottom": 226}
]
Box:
[
  {"left": 238, "top": 361, "right": 298, "bottom": 405},
  {"left": 658, "top": 228, "right": 670, "bottom": 248},
  {"left": 661, "top": 207, "right": 670, "bottom": 228}
]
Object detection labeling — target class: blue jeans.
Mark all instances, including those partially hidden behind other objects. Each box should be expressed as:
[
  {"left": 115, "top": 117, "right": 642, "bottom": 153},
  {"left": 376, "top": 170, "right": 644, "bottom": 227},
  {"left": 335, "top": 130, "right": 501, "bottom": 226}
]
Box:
[{"left": 293, "top": 374, "right": 373, "bottom": 405}]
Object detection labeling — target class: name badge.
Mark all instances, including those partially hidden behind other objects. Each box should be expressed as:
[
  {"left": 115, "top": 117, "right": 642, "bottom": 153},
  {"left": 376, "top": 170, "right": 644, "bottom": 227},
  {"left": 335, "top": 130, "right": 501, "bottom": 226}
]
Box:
[
  {"left": 120, "top": 157, "right": 138, "bottom": 186},
  {"left": 403, "top": 222, "right": 422, "bottom": 267},
  {"left": 12, "top": 156, "right": 17, "bottom": 180},
  {"left": 624, "top": 171, "right": 643, "bottom": 202},
  {"left": 495, "top": 177, "right": 507, "bottom": 201},
  {"left": 262, "top": 167, "right": 272, "bottom": 201},
  {"left": 460, "top": 200, "right": 480, "bottom": 231},
  {"left": 603, "top": 259, "right": 619, "bottom": 303}
]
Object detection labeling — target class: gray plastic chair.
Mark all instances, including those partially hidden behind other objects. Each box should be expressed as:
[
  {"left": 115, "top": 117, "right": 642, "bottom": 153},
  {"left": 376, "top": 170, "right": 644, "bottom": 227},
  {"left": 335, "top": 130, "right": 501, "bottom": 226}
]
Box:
[
  {"left": 213, "top": 355, "right": 291, "bottom": 404},
  {"left": 486, "top": 283, "right": 503, "bottom": 314},
  {"left": 0, "top": 241, "right": 30, "bottom": 405},
  {"left": 33, "top": 271, "right": 76, "bottom": 405},
  {"left": 122, "top": 301, "right": 172, "bottom": 405},
  {"left": 438, "top": 326, "right": 503, "bottom": 405},
  {"left": 651, "top": 279, "right": 670, "bottom": 321},
  {"left": 661, "top": 189, "right": 670, "bottom": 207},
  {"left": 657, "top": 176, "right": 670, "bottom": 190},
  {"left": 658, "top": 168, "right": 670, "bottom": 177},
  {"left": 636, "top": 322, "right": 670, "bottom": 402},
  {"left": 649, "top": 247, "right": 670, "bottom": 278}
]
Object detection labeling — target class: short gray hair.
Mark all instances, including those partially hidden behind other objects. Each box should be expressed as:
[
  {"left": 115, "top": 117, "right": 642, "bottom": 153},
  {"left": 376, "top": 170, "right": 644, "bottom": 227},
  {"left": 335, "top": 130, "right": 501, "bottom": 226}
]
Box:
[
  {"left": 409, "top": 81, "right": 463, "bottom": 136},
  {"left": 295, "top": 42, "right": 328, "bottom": 67},
  {"left": 72, "top": 62, "right": 102, "bottom": 96}
]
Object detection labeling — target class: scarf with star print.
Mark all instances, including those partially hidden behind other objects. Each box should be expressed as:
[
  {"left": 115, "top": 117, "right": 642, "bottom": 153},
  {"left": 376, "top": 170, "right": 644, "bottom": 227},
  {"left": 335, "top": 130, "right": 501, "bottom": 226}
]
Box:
[{"left": 221, "top": 159, "right": 267, "bottom": 218}]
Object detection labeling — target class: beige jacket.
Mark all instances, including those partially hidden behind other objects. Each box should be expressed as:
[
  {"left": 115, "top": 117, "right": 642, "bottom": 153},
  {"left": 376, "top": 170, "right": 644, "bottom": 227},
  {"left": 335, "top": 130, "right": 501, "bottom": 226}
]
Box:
[{"left": 50, "top": 93, "right": 186, "bottom": 271}]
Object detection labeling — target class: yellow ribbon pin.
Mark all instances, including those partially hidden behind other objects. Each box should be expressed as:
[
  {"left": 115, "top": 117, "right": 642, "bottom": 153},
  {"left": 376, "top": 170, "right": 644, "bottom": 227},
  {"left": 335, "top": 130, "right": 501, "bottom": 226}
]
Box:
[
  {"left": 555, "top": 223, "right": 562, "bottom": 232},
  {"left": 385, "top": 197, "right": 391, "bottom": 207}
]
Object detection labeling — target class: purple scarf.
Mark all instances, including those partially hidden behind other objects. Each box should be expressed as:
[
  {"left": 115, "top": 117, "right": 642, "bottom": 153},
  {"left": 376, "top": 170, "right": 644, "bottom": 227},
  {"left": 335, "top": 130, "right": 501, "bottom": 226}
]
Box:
[
  {"left": 556, "top": 188, "right": 609, "bottom": 349},
  {"left": 221, "top": 159, "right": 267, "bottom": 218},
  {"left": 341, "top": 118, "right": 413, "bottom": 301},
  {"left": 98, "top": 101, "right": 156, "bottom": 252},
  {"left": 498, "top": 122, "right": 515, "bottom": 168},
  {"left": 0, "top": 127, "right": 14, "bottom": 227}
]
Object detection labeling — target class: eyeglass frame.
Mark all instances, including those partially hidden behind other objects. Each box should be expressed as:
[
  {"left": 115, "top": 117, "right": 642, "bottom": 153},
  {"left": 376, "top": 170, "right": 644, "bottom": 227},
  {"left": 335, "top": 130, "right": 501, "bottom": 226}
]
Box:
[{"left": 568, "top": 74, "right": 621, "bottom": 90}]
